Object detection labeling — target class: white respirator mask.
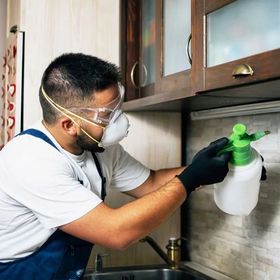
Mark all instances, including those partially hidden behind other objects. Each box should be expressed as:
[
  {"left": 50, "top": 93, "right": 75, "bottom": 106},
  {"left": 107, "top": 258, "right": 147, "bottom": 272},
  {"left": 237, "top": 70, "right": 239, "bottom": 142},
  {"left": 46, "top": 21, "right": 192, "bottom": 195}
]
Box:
[{"left": 99, "top": 109, "right": 129, "bottom": 148}]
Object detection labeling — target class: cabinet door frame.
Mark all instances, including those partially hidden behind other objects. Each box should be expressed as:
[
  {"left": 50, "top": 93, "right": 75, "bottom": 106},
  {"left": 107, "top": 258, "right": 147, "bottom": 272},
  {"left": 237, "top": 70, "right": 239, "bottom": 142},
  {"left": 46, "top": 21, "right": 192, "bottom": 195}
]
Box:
[
  {"left": 156, "top": 0, "right": 192, "bottom": 97},
  {"left": 121, "top": 0, "right": 139, "bottom": 101},
  {"left": 121, "top": 0, "right": 156, "bottom": 101},
  {"left": 192, "top": 0, "right": 280, "bottom": 93},
  {"left": 121, "top": 0, "right": 193, "bottom": 103}
]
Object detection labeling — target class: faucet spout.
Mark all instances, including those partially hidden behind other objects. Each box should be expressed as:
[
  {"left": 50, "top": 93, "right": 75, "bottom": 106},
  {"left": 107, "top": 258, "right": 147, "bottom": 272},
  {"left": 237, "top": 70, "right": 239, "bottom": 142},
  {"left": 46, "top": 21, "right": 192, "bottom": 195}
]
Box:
[{"left": 140, "top": 236, "right": 173, "bottom": 266}]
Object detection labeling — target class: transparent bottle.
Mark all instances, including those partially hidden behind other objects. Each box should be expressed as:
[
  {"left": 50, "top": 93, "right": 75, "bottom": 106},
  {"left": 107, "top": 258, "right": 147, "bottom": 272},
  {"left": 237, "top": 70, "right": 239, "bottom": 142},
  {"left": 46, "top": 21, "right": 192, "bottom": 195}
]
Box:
[{"left": 214, "top": 123, "right": 269, "bottom": 216}]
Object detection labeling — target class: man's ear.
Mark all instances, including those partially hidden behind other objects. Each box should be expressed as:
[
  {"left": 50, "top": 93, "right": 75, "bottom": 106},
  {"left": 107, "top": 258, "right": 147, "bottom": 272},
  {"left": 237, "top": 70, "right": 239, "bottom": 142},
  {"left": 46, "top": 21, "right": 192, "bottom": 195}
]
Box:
[{"left": 60, "top": 117, "right": 80, "bottom": 136}]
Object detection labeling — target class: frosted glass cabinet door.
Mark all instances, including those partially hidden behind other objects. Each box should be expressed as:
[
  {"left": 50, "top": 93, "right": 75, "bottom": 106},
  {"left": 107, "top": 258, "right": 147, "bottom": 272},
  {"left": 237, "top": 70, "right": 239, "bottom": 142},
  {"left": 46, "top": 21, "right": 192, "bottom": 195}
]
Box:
[
  {"left": 163, "top": 0, "right": 191, "bottom": 76},
  {"left": 207, "top": 0, "right": 280, "bottom": 67},
  {"left": 141, "top": 0, "right": 156, "bottom": 86}
]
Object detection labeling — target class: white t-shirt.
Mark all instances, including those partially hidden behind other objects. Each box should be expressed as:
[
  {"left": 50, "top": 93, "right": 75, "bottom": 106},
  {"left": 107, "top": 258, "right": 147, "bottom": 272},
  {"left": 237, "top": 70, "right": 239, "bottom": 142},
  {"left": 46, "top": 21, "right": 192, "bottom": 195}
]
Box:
[{"left": 0, "top": 121, "right": 150, "bottom": 262}]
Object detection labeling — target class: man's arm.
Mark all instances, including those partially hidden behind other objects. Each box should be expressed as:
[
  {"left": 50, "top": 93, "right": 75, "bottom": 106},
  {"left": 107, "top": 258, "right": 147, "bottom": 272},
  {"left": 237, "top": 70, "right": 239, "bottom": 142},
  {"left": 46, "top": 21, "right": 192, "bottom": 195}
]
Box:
[
  {"left": 125, "top": 167, "right": 185, "bottom": 198},
  {"left": 60, "top": 137, "right": 230, "bottom": 251},
  {"left": 60, "top": 177, "right": 186, "bottom": 250}
]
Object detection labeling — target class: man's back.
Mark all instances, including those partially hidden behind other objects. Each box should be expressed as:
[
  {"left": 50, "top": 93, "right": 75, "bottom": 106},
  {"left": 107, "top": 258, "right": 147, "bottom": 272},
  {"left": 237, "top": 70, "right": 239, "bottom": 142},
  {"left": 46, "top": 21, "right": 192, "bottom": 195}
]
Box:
[
  {"left": 0, "top": 133, "right": 58, "bottom": 262},
  {"left": 0, "top": 121, "right": 150, "bottom": 262}
]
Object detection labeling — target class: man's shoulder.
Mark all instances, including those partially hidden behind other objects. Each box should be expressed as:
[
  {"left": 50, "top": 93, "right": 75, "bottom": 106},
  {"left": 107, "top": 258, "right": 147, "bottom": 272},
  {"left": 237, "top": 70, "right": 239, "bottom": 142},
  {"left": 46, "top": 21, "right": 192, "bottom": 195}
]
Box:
[
  {"left": 100, "top": 143, "right": 126, "bottom": 159},
  {"left": 103, "top": 143, "right": 124, "bottom": 153},
  {"left": 9, "top": 121, "right": 61, "bottom": 155},
  {"left": 1, "top": 129, "right": 63, "bottom": 164}
]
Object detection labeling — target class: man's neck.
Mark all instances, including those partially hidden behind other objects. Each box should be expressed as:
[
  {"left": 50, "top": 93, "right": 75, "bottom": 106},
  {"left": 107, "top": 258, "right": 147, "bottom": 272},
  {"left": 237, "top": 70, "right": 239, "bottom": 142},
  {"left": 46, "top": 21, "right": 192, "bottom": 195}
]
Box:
[{"left": 42, "top": 121, "right": 83, "bottom": 155}]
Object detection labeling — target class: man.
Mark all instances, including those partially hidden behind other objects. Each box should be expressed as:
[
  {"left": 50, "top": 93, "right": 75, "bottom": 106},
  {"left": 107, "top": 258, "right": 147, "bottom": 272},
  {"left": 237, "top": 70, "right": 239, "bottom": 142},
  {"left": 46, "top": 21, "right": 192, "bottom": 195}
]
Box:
[{"left": 0, "top": 53, "right": 231, "bottom": 279}]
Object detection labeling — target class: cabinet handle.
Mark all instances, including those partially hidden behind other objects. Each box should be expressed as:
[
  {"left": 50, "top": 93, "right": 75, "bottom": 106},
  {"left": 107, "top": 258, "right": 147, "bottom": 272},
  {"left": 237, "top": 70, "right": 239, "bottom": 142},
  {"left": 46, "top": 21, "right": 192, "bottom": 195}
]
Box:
[
  {"left": 185, "top": 33, "right": 192, "bottom": 65},
  {"left": 232, "top": 64, "right": 254, "bottom": 78},
  {"left": 130, "top": 61, "right": 148, "bottom": 88}
]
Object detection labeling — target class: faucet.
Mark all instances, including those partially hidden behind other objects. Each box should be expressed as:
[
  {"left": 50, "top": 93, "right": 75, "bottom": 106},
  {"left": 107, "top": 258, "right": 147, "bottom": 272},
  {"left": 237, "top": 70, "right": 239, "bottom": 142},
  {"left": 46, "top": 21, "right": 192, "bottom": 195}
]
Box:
[
  {"left": 140, "top": 236, "right": 175, "bottom": 267},
  {"left": 94, "top": 253, "right": 110, "bottom": 273},
  {"left": 140, "top": 236, "right": 187, "bottom": 269},
  {"left": 94, "top": 253, "right": 103, "bottom": 273},
  {"left": 94, "top": 237, "right": 184, "bottom": 272}
]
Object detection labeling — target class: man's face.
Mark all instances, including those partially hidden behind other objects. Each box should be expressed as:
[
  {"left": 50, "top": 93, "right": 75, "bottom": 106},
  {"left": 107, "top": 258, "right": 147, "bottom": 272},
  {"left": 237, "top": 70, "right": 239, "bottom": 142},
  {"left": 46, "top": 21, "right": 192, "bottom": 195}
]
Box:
[{"left": 74, "top": 84, "right": 120, "bottom": 152}]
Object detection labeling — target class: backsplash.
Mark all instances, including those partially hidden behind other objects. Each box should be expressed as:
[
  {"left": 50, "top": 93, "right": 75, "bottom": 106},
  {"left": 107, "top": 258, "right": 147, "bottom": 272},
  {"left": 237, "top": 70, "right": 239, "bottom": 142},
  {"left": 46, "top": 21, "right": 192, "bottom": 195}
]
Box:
[{"left": 184, "top": 113, "right": 280, "bottom": 280}]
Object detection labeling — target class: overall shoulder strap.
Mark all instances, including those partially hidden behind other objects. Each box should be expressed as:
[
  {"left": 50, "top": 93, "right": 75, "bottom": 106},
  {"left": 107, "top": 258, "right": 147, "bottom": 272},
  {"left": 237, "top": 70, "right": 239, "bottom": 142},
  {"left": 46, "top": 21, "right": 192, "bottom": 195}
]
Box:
[
  {"left": 18, "top": 128, "right": 107, "bottom": 200},
  {"left": 92, "top": 153, "right": 107, "bottom": 201},
  {"left": 17, "top": 128, "right": 59, "bottom": 152}
]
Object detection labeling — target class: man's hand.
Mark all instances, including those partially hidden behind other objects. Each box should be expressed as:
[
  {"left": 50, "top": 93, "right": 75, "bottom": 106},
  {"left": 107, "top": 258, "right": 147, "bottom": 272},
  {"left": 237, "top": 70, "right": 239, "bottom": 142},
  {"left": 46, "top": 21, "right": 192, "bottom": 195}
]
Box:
[{"left": 177, "top": 137, "right": 231, "bottom": 196}]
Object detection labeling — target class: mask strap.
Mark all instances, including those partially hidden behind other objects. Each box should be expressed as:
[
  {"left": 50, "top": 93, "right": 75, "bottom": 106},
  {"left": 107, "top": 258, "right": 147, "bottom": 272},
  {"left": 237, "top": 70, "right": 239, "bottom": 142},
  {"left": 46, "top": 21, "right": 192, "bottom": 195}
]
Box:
[
  {"left": 41, "top": 86, "right": 102, "bottom": 146},
  {"left": 79, "top": 126, "right": 102, "bottom": 146}
]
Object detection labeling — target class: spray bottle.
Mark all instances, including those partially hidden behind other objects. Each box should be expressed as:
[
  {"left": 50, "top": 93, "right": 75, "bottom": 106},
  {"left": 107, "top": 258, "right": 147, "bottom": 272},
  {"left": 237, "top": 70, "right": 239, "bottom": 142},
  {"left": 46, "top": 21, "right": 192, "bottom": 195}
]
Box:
[{"left": 214, "top": 123, "right": 270, "bottom": 216}]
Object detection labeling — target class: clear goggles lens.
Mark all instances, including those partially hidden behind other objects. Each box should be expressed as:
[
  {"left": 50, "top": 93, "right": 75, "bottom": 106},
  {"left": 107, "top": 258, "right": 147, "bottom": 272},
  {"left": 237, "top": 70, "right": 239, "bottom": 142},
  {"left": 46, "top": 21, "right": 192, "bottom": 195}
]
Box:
[{"left": 69, "top": 84, "right": 124, "bottom": 126}]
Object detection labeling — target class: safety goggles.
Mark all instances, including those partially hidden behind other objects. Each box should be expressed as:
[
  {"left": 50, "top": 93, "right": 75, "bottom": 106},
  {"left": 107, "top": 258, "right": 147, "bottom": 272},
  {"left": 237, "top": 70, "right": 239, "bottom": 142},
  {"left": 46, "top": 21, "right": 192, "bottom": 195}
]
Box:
[
  {"left": 68, "top": 84, "right": 125, "bottom": 126},
  {"left": 42, "top": 84, "right": 125, "bottom": 127}
]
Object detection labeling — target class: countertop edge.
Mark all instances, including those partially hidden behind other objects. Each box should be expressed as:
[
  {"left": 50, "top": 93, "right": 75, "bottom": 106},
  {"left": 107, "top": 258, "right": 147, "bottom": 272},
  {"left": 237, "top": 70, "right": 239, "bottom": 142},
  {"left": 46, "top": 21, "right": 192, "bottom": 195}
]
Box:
[{"left": 183, "top": 261, "right": 235, "bottom": 280}]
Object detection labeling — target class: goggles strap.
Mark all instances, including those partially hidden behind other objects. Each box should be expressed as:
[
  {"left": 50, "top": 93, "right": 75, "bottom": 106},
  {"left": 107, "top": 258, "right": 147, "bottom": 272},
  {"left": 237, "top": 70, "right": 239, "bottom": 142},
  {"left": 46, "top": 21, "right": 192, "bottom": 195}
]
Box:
[
  {"left": 41, "top": 86, "right": 103, "bottom": 145},
  {"left": 41, "top": 86, "right": 105, "bottom": 129},
  {"left": 79, "top": 126, "right": 101, "bottom": 146}
]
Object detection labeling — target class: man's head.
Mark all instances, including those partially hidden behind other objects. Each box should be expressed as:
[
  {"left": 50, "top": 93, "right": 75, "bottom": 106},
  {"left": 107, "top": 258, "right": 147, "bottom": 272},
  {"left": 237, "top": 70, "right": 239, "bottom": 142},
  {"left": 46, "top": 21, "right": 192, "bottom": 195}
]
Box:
[
  {"left": 39, "top": 53, "right": 121, "bottom": 124},
  {"left": 39, "top": 53, "right": 127, "bottom": 153}
]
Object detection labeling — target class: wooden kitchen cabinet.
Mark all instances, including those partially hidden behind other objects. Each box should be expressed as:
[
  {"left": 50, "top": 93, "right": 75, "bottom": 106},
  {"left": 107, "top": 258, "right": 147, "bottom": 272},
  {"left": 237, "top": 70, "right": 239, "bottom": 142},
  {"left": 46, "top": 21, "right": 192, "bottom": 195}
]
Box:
[
  {"left": 121, "top": 0, "right": 192, "bottom": 110},
  {"left": 121, "top": 0, "right": 280, "bottom": 112},
  {"left": 192, "top": 0, "right": 280, "bottom": 93}
]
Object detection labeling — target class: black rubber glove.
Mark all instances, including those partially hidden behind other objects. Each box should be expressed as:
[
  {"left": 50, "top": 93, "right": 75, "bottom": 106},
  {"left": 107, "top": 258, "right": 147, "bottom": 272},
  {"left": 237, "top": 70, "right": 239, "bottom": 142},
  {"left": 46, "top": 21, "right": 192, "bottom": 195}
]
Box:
[{"left": 177, "top": 137, "right": 231, "bottom": 196}]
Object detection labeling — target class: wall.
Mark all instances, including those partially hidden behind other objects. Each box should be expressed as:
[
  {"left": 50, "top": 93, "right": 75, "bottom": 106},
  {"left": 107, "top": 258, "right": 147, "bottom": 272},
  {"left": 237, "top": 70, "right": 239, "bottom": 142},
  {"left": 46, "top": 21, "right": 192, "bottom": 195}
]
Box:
[
  {"left": 15, "top": 0, "right": 120, "bottom": 128},
  {"left": 6, "top": 0, "right": 20, "bottom": 34},
  {"left": 185, "top": 113, "right": 280, "bottom": 280},
  {"left": 0, "top": 0, "right": 7, "bottom": 59}
]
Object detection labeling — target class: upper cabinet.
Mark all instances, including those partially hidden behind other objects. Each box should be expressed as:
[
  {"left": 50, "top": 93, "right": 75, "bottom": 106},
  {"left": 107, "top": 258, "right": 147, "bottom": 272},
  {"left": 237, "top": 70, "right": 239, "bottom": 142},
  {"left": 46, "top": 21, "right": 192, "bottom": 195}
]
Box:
[
  {"left": 121, "top": 0, "right": 192, "bottom": 106},
  {"left": 121, "top": 0, "right": 280, "bottom": 111},
  {"left": 192, "top": 0, "right": 280, "bottom": 93}
]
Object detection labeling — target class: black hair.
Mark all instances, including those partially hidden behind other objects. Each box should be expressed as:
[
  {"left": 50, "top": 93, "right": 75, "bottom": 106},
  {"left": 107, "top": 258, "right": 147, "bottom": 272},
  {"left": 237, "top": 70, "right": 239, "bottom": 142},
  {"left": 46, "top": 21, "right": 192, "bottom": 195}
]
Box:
[{"left": 39, "top": 53, "right": 121, "bottom": 124}]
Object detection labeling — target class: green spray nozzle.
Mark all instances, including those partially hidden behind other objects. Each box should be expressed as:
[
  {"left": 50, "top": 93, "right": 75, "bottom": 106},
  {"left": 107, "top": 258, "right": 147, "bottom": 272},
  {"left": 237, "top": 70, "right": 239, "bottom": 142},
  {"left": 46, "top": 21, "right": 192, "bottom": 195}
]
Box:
[
  {"left": 249, "top": 131, "right": 271, "bottom": 141},
  {"left": 218, "top": 123, "right": 270, "bottom": 166}
]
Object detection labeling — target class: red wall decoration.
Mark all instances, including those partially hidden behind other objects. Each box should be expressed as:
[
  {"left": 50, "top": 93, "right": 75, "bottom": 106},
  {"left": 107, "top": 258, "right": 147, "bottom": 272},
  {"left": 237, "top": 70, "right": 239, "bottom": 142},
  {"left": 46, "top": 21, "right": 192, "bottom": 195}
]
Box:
[{"left": 0, "top": 34, "right": 23, "bottom": 150}]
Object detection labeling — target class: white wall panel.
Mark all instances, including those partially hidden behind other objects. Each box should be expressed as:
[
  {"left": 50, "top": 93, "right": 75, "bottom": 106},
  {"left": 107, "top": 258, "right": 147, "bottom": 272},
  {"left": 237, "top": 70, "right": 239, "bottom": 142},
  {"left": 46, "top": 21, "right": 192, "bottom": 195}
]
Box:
[{"left": 18, "top": 0, "right": 119, "bottom": 127}]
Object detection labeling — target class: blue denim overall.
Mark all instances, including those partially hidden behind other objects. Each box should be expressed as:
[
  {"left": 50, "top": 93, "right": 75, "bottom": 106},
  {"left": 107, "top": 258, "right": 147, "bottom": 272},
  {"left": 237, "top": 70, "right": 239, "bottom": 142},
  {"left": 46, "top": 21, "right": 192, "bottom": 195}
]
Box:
[{"left": 0, "top": 129, "right": 106, "bottom": 280}]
